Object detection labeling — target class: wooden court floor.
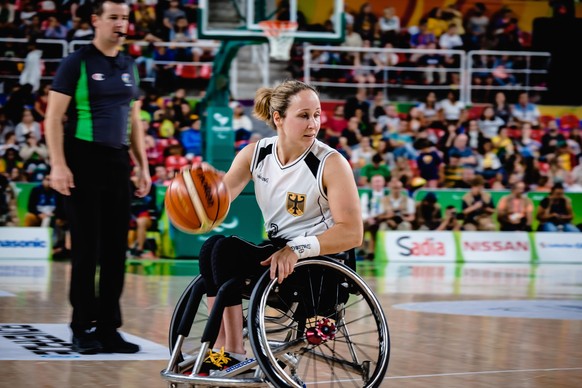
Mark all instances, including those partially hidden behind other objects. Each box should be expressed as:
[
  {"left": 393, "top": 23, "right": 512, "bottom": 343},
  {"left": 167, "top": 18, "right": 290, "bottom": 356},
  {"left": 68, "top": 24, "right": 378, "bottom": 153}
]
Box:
[{"left": 1, "top": 258, "right": 581, "bottom": 387}]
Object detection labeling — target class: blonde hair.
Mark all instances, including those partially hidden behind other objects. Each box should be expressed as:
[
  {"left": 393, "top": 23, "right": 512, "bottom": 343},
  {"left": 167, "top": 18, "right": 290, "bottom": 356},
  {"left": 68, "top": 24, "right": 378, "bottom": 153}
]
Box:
[{"left": 252, "top": 79, "right": 318, "bottom": 130}]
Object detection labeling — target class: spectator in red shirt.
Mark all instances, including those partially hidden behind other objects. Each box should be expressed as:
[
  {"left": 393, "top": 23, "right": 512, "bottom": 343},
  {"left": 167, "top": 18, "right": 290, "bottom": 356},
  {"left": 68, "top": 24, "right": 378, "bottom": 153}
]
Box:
[
  {"left": 164, "top": 143, "right": 189, "bottom": 173},
  {"left": 325, "top": 104, "right": 347, "bottom": 141}
]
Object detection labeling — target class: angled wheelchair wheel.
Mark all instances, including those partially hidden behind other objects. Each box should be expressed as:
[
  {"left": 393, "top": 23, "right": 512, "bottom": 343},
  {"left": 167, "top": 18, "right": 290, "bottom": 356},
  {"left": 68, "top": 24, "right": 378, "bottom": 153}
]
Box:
[{"left": 248, "top": 258, "right": 390, "bottom": 387}]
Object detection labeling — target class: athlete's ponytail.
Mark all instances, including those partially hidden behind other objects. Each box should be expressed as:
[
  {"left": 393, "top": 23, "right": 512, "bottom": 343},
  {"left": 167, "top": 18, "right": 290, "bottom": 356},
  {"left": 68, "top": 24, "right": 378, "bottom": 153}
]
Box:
[{"left": 252, "top": 79, "right": 318, "bottom": 130}]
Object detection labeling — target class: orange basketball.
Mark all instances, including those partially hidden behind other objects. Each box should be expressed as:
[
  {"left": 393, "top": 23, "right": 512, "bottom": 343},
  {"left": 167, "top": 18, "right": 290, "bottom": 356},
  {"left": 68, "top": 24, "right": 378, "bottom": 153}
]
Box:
[{"left": 164, "top": 167, "right": 230, "bottom": 234}]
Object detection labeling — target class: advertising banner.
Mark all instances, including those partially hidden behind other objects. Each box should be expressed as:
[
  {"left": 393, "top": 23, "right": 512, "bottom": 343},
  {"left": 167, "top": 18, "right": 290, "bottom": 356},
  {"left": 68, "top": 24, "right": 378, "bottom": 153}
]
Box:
[
  {"left": 460, "top": 232, "right": 532, "bottom": 263},
  {"left": 0, "top": 227, "right": 52, "bottom": 259},
  {"left": 535, "top": 232, "right": 582, "bottom": 263},
  {"left": 383, "top": 231, "right": 456, "bottom": 262}
]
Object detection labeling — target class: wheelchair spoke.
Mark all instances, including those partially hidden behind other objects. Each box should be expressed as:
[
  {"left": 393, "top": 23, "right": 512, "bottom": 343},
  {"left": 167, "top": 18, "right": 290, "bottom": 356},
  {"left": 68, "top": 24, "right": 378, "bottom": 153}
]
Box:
[
  {"left": 307, "top": 344, "right": 364, "bottom": 373},
  {"left": 294, "top": 345, "right": 362, "bottom": 387}
]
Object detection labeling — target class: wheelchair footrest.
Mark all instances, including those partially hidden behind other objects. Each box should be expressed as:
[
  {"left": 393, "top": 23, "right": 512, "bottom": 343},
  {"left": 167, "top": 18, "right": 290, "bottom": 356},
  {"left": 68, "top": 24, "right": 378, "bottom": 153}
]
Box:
[{"left": 160, "top": 369, "right": 269, "bottom": 387}]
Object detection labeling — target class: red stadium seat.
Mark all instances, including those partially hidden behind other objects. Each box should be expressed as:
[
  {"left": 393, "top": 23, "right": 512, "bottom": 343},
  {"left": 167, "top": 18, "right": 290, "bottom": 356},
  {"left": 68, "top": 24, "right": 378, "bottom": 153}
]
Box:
[
  {"left": 530, "top": 129, "right": 543, "bottom": 141},
  {"left": 128, "top": 43, "right": 142, "bottom": 57},
  {"left": 518, "top": 31, "right": 532, "bottom": 48},
  {"left": 468, "top": 105, "right": 485, "bottom": 120},
  {"left": 176, "top": 65, "right": 198, "bottom": 79},
  {"left": 539, "top": 114, "right": 556, "bottom": 129},
  {"left": 507, "top": 128, "right": 521, "bottom": 139},
  {"left": 559, "top": 114, "right": 580, "bottom": 130},
  {"left": 199, "top": 65, "right": 212, "bottom": 79},
  {"left": 538, "top": 161, "right": 550, "bottom": 175}
]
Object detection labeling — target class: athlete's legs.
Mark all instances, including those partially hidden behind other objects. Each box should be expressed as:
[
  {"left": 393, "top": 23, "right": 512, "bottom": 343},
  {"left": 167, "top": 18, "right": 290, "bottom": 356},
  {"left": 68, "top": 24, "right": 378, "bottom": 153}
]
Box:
[
  {"left": 223, "top": 305, "right": 245, "bottom": 355},
  {"left": 198, "top": 235, "right": 226, "bottom": 347},
  {"left": 205, "top": 236, "right": 277, "bottom": 355}
]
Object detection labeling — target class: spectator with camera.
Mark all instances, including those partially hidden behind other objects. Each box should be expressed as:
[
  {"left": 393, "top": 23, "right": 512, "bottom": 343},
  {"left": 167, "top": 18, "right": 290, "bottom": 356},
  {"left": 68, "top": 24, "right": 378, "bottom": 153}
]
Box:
[
  {"left": 496, "top": 181, "right": 534, "bottom": 231},
  {"left": 383, "top": 177, "right": 415, "bottom": 231},
  {"left": 536, "top": 182, "right": 578, "bottom": 232},
  {"left": 461, "top": 175, "right": 496, "bottom": 231},
  {"left": 414, "top": 192, "right": 442, "bottom": 230},
  {"left": 439, "top": 205, "right": 462, "bottom": 231}
]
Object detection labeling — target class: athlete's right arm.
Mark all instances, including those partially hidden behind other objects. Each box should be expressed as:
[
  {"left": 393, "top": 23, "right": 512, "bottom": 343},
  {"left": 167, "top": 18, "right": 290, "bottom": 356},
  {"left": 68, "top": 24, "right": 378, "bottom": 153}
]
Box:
[
  {"left": 222, "top": 142, "right": 257, "bottom": 203},
  {"left": 45, "top": 90, "right": 74, "bottom": 196}
]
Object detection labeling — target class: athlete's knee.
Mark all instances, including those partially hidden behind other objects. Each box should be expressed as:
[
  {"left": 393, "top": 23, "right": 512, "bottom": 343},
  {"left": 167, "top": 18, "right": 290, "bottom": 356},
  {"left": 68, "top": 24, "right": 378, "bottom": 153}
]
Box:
[
  {"left": 211, "top": 236, "right": 244, "bottom": 283},
  {"left": 198, "top": 234, "right": 225, "bottom": 296},
  {"left": 199, "top": 235, "right": 225, "bottom": 271}
]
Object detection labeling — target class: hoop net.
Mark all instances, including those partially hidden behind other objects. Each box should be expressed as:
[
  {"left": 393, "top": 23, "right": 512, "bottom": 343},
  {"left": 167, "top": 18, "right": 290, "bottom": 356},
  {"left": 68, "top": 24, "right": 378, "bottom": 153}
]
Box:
[{"left": 258, "top": 20, "right": 298, "bottom": 61}]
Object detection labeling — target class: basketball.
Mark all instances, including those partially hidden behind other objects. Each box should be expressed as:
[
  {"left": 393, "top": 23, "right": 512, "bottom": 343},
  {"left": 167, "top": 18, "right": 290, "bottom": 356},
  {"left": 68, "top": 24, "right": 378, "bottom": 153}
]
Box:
[{"left": 164, "top": 167, "right": 230, "bottom": 234}]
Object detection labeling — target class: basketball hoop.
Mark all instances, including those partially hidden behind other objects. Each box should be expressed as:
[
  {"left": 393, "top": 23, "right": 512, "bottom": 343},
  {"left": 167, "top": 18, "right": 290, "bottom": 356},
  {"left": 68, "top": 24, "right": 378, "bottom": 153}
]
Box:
[{"left": 258, "top": 20, "right": 298, "bottom": 61}]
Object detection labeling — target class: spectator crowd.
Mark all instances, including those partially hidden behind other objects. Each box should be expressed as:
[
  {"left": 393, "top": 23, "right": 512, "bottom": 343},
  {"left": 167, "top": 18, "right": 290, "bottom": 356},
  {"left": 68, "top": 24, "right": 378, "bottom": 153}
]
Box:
[{"left": 287, "top": 1, "right": 540, "bottom": 94}]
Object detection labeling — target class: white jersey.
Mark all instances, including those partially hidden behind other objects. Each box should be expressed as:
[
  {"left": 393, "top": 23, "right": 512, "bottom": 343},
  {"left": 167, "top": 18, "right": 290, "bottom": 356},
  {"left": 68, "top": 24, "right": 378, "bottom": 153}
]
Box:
[{"left": 250, "top": 136, "right": 337, "bottom": 241}]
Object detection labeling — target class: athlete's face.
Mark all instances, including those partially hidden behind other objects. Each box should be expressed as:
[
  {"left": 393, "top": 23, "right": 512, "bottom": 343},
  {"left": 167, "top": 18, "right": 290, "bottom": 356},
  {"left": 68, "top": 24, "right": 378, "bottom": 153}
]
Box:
[
  {"left": 93, "top": 1, "right": 130, "bottom": 43},
  {"left": 277, "top": 90, "right": 321, "bottom": 146}
]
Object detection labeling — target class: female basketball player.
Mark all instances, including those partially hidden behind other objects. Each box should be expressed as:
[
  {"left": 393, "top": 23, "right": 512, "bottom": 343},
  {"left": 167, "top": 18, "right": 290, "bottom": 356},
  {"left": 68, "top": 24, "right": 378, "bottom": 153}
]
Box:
[{"left": 197, "top": 79, "right": 362, "bottom": 374}]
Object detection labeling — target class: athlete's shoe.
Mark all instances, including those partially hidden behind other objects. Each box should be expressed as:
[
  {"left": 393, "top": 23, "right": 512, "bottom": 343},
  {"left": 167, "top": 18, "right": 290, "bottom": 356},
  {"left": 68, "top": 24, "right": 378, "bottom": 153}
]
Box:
[{"left": 197, "top": 347, "right": 241, "bottom": 376}]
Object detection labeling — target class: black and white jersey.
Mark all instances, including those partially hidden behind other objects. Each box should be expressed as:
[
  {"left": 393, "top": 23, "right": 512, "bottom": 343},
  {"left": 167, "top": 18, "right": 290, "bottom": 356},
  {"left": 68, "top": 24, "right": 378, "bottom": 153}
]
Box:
[{"left": 250, "top": 136, "right": 337, "bottom": 240}]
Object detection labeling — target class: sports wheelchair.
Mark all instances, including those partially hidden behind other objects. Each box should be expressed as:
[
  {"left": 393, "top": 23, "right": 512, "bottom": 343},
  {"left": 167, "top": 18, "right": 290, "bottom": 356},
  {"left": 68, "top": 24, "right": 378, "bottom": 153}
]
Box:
[{"left": 161, "top": 254, "right": 390, "bottom": 387}]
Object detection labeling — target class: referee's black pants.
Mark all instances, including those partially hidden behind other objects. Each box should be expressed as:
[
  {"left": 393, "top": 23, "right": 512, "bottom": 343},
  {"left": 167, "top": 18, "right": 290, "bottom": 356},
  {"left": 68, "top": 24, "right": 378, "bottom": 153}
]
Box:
[{"left": 64, "top": 139, "right": 131, "bottom": 336}]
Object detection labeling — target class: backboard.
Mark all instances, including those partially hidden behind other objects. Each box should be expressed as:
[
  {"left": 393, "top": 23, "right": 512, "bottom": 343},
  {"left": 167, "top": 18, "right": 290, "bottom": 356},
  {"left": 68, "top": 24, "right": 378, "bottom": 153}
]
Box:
[{"left": 197, "top": 0, "right": 345, "bottom": 43}]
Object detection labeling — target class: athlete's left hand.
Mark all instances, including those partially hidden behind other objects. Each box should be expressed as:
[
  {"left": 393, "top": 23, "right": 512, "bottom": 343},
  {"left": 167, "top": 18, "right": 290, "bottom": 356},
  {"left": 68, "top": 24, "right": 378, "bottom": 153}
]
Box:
[{"left": 260, "top": 246, "right": 298, "bottom": 283}]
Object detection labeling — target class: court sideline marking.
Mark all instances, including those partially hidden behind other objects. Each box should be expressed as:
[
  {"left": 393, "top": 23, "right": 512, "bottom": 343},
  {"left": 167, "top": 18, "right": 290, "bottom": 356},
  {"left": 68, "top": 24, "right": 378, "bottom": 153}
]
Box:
[
  {"left": 385, "top": 367, "right": 582, "bottom": 380},
  {"left": 309, "top": 367, "right": 582, "bottom": 385}
]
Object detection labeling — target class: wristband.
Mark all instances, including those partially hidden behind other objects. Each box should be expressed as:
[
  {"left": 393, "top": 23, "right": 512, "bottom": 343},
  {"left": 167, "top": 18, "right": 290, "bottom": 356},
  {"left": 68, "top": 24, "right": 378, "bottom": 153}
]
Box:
[{"left": 286, "top": 236, "right": 320, "bottom": 259}]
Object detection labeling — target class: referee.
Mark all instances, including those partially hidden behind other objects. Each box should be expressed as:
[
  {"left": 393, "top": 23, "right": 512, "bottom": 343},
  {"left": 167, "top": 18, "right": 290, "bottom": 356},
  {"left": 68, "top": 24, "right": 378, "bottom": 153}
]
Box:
[{"left": 45, "top": 0, "right": 151, "bottom": 354}]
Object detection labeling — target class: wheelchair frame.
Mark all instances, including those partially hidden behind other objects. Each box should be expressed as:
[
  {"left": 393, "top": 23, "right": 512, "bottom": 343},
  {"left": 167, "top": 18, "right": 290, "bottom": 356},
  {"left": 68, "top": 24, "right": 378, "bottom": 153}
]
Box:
[{"left": 161, "top": 256, "right": 390, "bottom": 387}]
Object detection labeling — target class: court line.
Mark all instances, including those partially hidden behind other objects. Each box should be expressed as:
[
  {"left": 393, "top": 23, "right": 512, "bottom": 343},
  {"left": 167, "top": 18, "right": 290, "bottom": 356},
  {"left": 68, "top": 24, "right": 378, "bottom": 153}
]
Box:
[
  {"left": 308, "top": 367, "right": 582, "bottom": 385},
  {"left": 385, "top": 367, "right": 582, "bottom": 380}
]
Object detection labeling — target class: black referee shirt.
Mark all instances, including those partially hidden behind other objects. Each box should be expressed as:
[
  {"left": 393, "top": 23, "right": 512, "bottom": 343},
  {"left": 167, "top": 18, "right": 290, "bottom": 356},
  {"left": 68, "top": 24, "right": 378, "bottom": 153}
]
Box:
[{"left": 51, "top": 43, "right": 140, "bottom": 149}]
